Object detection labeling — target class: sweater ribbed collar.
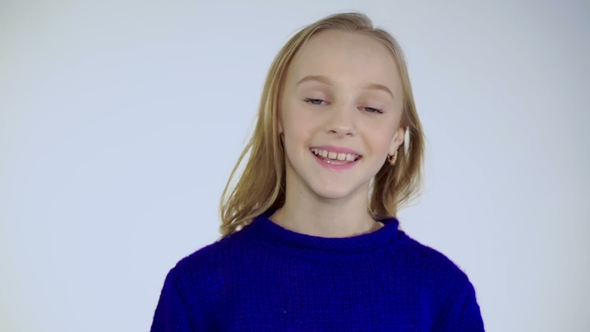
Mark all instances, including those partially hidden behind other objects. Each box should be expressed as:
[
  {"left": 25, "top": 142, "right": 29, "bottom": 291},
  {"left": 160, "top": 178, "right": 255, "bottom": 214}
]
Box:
[{"left": 245, "top": 209, "right": 401, "bottom": 261}]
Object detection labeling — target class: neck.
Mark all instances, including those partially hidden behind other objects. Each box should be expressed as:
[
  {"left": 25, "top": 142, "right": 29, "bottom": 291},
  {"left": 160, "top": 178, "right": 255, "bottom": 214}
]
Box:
[{"left": 270, "top": 175, "right": 382, "bottom": 238}]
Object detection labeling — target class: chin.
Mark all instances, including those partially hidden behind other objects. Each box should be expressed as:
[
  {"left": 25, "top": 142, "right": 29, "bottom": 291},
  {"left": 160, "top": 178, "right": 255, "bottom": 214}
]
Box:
[{"left": 310, "top": 183, "right": 361, "bottom": 201}]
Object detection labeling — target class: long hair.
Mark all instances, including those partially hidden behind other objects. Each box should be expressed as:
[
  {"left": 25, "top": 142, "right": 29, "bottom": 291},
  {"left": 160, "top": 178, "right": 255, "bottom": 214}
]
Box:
[{"left": 218, "top": 12, "right": 425, "bottom": 237}]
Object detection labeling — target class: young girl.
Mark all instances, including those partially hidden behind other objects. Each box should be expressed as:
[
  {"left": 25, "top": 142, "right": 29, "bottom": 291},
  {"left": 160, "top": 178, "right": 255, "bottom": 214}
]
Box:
[{"left": 151, "top": 12, "right": 484, "bottom": 331}]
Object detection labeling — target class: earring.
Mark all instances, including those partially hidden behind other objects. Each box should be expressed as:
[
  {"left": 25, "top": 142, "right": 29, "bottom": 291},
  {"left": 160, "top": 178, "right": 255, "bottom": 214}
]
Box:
[{"left": 387, "top": 150, "right": 398, "bottom": 165}]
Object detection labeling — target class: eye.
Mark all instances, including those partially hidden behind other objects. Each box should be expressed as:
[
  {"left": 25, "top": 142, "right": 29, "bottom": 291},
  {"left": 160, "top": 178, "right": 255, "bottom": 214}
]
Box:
[
  {"left": 363, "top": 107, "right": 384, "bottom": 114},
  {"left": 304, "top": 98, "right": 326, "bottom": 105}
]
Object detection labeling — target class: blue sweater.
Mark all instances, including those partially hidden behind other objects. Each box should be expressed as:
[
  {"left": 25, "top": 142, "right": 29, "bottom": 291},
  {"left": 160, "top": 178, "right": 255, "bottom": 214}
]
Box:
[{"left": 151, "top": 210, "right": 485, "bottom": 331}]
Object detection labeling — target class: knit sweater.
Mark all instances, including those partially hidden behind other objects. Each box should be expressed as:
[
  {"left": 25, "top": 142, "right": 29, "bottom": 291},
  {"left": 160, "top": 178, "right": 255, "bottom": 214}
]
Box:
[{"left": 150, "top": 210, "right": 485, "bottom": 331}]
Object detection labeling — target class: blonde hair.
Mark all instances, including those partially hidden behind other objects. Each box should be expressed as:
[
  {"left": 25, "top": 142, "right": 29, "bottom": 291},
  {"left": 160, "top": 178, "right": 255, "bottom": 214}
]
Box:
[{"left": 218, "top": 12, "right": 425, "bottom": 237}]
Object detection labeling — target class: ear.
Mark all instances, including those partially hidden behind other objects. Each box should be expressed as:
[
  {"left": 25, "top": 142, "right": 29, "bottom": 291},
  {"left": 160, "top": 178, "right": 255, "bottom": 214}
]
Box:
[{"left": 388, "top": 126, "right": 406, "bottom": 155}]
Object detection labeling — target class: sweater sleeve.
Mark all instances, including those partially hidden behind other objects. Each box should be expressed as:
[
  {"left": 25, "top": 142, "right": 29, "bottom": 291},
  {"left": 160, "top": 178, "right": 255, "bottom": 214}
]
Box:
[
  {"left": 150, "top": 267, "right": 199, "bottom": 332},
  {"left": 435, "top": 279, "right": 485, "bottom": 331}
]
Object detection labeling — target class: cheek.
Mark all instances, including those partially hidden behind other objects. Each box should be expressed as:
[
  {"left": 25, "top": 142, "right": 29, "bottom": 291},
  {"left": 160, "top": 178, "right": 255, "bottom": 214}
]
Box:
[
  {"left": 365, "top": 121, "right": 398, "bottom": 154},
  {"left": 372, "top": 137, "right": 393, "bottom": 154},
  {"left": 282, "top": 107, "right": 318, "bottom": 142}
]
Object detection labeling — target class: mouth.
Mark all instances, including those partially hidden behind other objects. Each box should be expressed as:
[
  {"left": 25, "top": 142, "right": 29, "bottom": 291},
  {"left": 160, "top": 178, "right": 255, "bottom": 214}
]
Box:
[{"left": 310, "top": 147, "right": 362, "bottom": 166}]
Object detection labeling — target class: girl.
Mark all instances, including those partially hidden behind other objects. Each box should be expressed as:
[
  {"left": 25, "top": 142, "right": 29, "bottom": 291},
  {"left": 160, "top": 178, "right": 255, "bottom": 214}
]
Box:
[{"left": 151, "top": 12, "right": 484, "bottom": 331}]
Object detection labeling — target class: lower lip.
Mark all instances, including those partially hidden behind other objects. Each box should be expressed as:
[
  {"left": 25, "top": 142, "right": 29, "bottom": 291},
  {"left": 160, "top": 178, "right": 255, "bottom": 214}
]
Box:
[{"left": 311, "top": 151, "right": 360, "bottom": 171}]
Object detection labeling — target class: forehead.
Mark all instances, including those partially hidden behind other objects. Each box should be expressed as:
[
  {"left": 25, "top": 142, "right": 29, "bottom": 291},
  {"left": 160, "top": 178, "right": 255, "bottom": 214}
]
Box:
[{"left": 287, "top": 30, "right": 401, "bottom": 89}]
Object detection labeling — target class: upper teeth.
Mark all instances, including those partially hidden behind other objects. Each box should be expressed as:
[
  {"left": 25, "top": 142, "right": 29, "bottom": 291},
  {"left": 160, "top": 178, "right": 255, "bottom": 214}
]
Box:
[{"left": 311, "top": 148, "right": 359, "bottom": 161}]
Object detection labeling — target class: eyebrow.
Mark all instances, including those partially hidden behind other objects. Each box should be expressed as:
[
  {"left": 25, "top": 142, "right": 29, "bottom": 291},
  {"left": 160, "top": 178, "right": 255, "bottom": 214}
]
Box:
[{"left": 295, "top": 75, "right": 395, "bottom": 99}]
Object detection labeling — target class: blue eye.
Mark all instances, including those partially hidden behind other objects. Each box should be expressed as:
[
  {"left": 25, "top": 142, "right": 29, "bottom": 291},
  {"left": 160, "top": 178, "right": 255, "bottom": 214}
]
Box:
[{"left": 305, "top": 98, "right": 325, "bottom": 105}]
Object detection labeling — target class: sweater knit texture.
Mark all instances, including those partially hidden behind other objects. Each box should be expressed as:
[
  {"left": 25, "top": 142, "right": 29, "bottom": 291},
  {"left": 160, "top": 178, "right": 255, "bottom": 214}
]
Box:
[{"left": 151, "top": 210, "right": 485, "bottom": 331}]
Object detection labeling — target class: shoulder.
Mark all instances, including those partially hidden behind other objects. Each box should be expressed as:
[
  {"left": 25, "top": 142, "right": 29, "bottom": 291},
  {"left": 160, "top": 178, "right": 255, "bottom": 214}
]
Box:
[
  {"left": 152, "top": 232, "right": 248, "bottom": 330},
  {"left": 171, "top": 230, "right": 248, "bottom": 281},
  {"left": 393, "top": 230, "right": 471, "bottom": 280},
  {"left": 389, "top": 231, "right": 483, "bottom": 327},
  {"left": 160, "top": 231, "right": 250, "bottom": 311},
  {"left": 390, "top": 231, "right": 477, "bottom": 303}
]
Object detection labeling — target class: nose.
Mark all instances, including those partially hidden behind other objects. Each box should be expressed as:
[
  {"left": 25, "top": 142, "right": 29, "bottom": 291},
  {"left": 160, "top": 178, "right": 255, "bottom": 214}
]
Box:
[{"left": 324, "top": 104, "right": 357, "bottom": 137}]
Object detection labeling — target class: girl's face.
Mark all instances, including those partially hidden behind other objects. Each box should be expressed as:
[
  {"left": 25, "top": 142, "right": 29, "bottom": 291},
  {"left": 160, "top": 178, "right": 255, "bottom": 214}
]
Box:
[{"left": 279, "top": 30, "right": 405, "bottom": 202}]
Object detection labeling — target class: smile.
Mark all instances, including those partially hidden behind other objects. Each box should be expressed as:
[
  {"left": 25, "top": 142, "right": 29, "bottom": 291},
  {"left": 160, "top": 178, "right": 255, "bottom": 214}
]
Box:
[
  {"left": 311, "top": 148, "right": 360, "bottom": 162},
  {"left": 310, "top": 147, "right": 362, "bottom": 170}
]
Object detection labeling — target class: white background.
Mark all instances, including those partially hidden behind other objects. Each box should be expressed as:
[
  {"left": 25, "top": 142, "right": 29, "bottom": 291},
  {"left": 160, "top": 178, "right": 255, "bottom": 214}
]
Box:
[{"left": 1, "top": 0, "right": 588, "bottom": 331}]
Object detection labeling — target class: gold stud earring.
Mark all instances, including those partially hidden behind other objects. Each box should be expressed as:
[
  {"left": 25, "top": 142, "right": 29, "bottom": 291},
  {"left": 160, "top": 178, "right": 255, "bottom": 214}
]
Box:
[{"left": 387, "top": 150, "right": 398, "bottom": 165}]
